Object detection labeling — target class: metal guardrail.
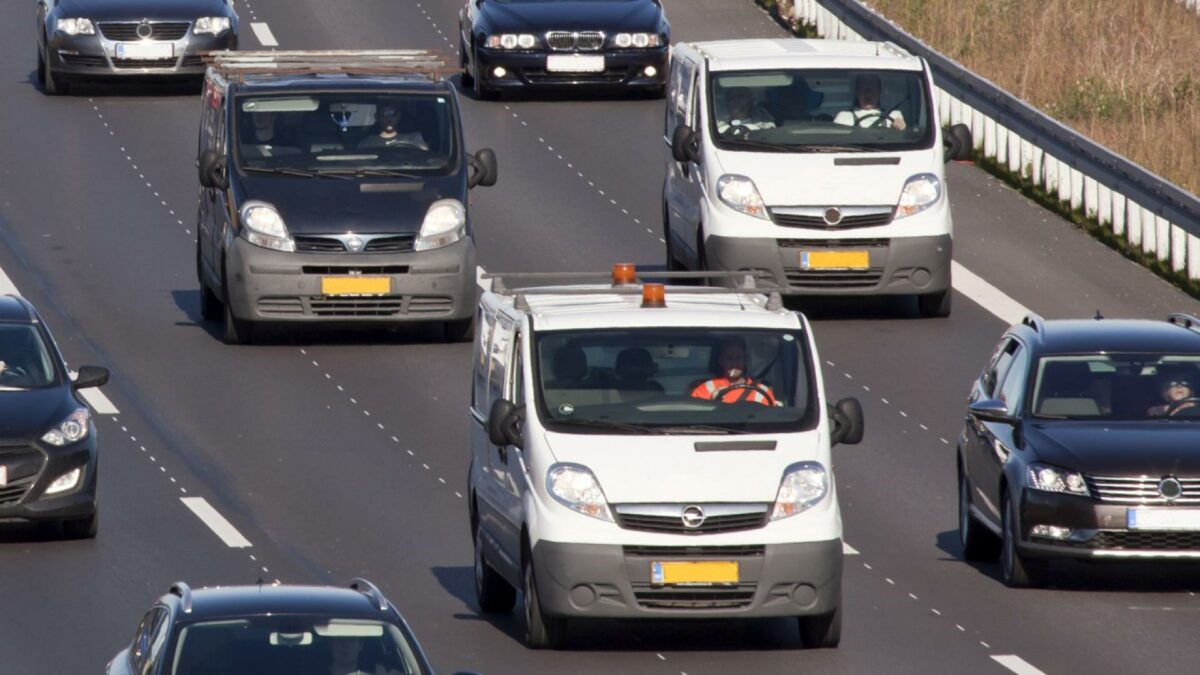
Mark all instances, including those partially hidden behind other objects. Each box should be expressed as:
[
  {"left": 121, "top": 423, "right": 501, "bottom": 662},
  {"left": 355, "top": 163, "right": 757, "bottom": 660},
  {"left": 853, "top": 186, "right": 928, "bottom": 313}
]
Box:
[{"left": 778, "top": 0, "right": 1200, "bottom": 279}]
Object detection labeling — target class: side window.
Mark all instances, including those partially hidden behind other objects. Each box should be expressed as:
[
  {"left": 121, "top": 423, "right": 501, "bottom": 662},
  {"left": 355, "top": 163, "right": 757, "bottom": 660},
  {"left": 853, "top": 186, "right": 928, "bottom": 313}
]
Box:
[
  {"left": 666, "top": 56, "right": 696, "bottom": 136},
  {"left": 509, "top": 330, "right": 525, "bottom": 405},
  {"left": 487, "top": 316, "right": 514, "bottom": 407},
  {"left": 129, "top": 608, "right": 165, "bottom": 672},
  {"left": 684, "top": 67, "right": 700, "bottom": 128},
  {"left": 982, "top": 339, "right": 1016, "bottom": 397},
  {"left": 995, "top": 345, "right": 1030, "bottom": 412},
  {"left": 143, "top": 608, "right": 171, "bottom": 674},
  {"left": 472, "top": 306, "right": 495, "bottom": 413}
]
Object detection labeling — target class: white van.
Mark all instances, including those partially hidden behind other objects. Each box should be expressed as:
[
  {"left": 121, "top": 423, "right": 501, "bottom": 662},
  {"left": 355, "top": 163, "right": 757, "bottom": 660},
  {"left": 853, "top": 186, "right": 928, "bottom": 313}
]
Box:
[
  {"left": 662, "top": 39, "right": 972, "bottom": 317},
  {"left": 467, "top": 266, "right": 863, "bottom": 649}
]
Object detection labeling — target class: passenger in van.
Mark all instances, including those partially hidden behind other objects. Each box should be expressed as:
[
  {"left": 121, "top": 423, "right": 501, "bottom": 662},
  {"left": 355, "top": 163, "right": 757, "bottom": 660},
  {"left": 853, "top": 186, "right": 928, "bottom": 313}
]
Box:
[
  {"left": 833, "top": 74, "right": 906, "bottom": 130},
  {"left": 1147, "top": 367, "right": 1198, "bottom": 417},
  {"left": 716, "top": 87, "right": 775, "bottom": 135},
  {"left": 613, "top": 347, "right": 664, "bottom": 396},
  {"left": 241, "top": 111, "right": 300, "bottom": 159},
  {"left": 691, "top": 338, "right": 777, "bottom": 406},
  {"left": 359, "top": 105, "right": 429, "bottom": 151},
  {"left": 766, "top": 78, "right": 825, "bottom": 124}
]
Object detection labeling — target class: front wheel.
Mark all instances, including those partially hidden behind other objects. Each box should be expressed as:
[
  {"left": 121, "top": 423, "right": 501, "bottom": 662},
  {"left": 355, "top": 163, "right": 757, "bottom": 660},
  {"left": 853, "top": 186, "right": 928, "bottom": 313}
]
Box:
[
  {"left": 36, "top": 46, "right": 46, "bottom": 85},
  {"left": 917, "top": 289, "right": 951, "bottom": 318},
  {"left": 197, "top": 243, "right": 222, "bottom": 321},
  {"left": 222, "top": 296, "right": 255, "bottom": 345},
  {"left": 460, "top": 40, "right": 475, "bottom": 88},
  {"left": 523, "top": 558, "right": 566, "bottom": 649},
  {"left": 472, "top": 51, "right": 496, "bottom": 101},
  {"left": 42, "top": 45, "right": 64, "bottom": 95},
  {"left": 474, "top": 522, "right": 517, "bottom": 613},
  {"left": 958, "top": 469, "right": 1000, "bottom": 561},
  {"left": 1001, "top": 495, "right": 1048, "bottom": 588},
  {"left": 62, "top": 511, "right": 98, "bottom": 539},
  {"left": 798, "top": 602, "right": 841, "bottom": 648}
]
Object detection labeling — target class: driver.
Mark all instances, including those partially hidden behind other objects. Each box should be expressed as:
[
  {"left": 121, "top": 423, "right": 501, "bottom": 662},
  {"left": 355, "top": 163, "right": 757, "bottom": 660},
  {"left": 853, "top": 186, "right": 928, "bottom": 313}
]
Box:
[
  {"left": 833, "top": 74, "right": 906, "bottom": 130},
  {"left": 716, "top": 87, "right": 776, "bottom": 135},
  {"left": 358, "top": 104, "right": 429, "bottom": 150},
  {"left": 326, "top": 636, "right": 403, "bottom": 675},
  {"left": 691, "top": 338, "right": 777, "bottom": 406},
  {"left": 1147, "top": 367, "right": 1198, "bottom": 417}
]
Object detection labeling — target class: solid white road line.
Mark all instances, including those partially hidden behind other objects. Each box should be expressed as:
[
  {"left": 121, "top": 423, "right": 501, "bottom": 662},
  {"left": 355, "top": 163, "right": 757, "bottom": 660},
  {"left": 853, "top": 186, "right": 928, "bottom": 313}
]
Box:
[
  {"left": 250, "top": 22, "right": 279, "bottom": 47},
  {"left": 842, "top": 541, "right": 859, "bottom": 555},
  {"left": 952, "top": 261, "right": 1030, "bottom": 326},
  {"left": 991, "top": 655, "right": 1046, "bottom": 675},
  {"left": 476, "top": 265, "right": 490, "bottom": 291},
  {"left": 181, "top": 497, "right": 253, "bottom": 548},
  {"left": 78, "top": 387, "right": 120, "bottom": 415},
  {"left": 0, "top": 263, "right": 16, "bottom": 295}
]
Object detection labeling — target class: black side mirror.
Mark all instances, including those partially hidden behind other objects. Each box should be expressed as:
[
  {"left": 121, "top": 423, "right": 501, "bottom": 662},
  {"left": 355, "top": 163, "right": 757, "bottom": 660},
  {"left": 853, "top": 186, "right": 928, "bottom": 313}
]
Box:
[
  {"left": 829, "top": 397, "right": 864, "bottom": 446},
  {"left": 73, "top": 365, "right": 110, "bottom": 390},
  {"left": 671, "top": 125, "right": 698, "bottom": 163},
  {"left": 469, "top": 148, "right": 498, "bottom": 188},
  {"left": 198, "top": 149, "right": 229, "bottom": 190},
  {"left": 487, "top": 398, "right": 523, "bottom": 448},
  {"left": 944, "top": 123, "right": 973, "bottom": 162},
  {"left": 968, "top": 398, "right": 1012, "bottom": 423}
]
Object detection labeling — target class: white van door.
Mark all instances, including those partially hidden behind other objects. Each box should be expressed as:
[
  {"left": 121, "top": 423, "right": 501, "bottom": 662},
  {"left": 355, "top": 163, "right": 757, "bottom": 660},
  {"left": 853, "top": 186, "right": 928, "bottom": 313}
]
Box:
[
  {"left": 481, "top": 310, "right": 523, "bottom": 575},
  {"left": 664, "top": 52, "right": 704, "bottom": 268}
]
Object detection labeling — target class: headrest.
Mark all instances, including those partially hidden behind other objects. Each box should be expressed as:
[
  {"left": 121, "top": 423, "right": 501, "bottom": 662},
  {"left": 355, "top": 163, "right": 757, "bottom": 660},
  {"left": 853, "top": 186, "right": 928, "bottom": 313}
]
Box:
[
  {"left": 552, "top": 346, "right": 587, "bottom": 381},
  {"left": 1041, "top": 361, "right": 1093, "bottom": 396},
  {"left": 615, "top": 348, "right": 657, "bottom": 381}
]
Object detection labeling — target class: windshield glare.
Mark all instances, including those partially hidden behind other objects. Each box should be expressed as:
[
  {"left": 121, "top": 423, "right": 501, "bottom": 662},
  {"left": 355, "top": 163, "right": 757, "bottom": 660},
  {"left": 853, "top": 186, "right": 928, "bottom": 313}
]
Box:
[
  {"left": 535, "top": 329, "right": 816, "bottom": 433},
  {"left": 0, "top": 324, "right": 56, "bottom": 390},
  {"left": 1032, "top": 354, "right": 1200, "bottom": 420},
  {"left": 235, "top": 94, "right": 456, "bottom": 174},
  {"left": 709, "top": 69, "right": 932, "bottom": 152},
  {"left": 170, "top": 617, "right": 424, "bottom": 675}
]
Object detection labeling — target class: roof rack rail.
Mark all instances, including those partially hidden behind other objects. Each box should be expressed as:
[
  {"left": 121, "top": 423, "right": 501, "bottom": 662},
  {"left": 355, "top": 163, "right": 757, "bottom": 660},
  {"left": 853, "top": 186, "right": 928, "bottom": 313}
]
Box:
[
  {"left": 1020, "top": 313, "right": 1045, "bottom": 336},
  {"left": 482, "top": 270, "right": 778, "bottom": 294},
  {"left": 169, "top": 581, "right": 193, "bottom": 614},
  {"left": 202, "top": 50, "right": 453, "bottom": 82},
  {"left": 1167, "top": 313, "right": 1200, "bottom": 331},
  {"left": 350, "top": 578, "right": 389, "bottom": 612}
]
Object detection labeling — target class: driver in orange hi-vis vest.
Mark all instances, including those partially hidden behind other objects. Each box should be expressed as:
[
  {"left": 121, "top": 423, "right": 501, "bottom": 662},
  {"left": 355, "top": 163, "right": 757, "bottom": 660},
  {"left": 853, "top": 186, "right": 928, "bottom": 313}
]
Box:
[{"left": 691, "top": 338, "right": 779, "bottom": 406}]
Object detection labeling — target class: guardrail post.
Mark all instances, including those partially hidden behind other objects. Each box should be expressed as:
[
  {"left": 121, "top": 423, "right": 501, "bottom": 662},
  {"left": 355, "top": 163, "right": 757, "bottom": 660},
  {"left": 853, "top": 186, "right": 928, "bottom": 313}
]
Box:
[
  {"left": 1069, "top": 167, "right": 1084, "bottom": 211},
  {"left": 1172, "top": 224, "right": 1188, "bottom": 272},
  {"left": 1128, "top": 201, "right": 1143, "bottom": 248},
  {"left": 1044, "top": 154, "right": 1060, "bottom": 196},
  {"left": 1098, "top": 185, "right": 1113, "bottom": 227},
  {"left": 1084, "top": 176, "right": 1099, "bottom": 219},
  {"left": 1157, "top": 215, "right": 1171, "bottom": 263},
  {"left": 1141, "top": 206, "right": 1157, "bottom": 255},
  {"left": 983, "top": 116, "right": 997, "bottom": 159},
  {"left": 1112, "top": 192, "right": 1126, "bottom": 237},
  {"left": 1189, "top": 234, "right": 1200, "bottom": 280}
]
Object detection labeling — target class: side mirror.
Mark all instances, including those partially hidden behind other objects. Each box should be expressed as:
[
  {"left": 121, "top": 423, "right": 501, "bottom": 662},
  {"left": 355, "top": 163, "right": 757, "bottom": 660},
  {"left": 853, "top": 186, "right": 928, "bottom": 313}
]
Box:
[
  {"left": 968, "top": 399, "right": 1012, "bottom": 423},
  {"left": 670, "top": 125, "right": 698, "bottom": 163},
  {"left": 829, "top": 397, "right": 863, "bottom": 446},
  {"left": 469, "top": 148, "right": 498, "bottom": 188},
  {"left": 73, "top": 365, "right": 110, "bottom": 390},
  {"left": 944, "top": 123, "right": 973, "bottom": 162},
  {"left": 198, "top": 149, "right": 229, "bottom": 190},
  {"left": 487, "top": 398, "right": 523, "bottom": 448}
]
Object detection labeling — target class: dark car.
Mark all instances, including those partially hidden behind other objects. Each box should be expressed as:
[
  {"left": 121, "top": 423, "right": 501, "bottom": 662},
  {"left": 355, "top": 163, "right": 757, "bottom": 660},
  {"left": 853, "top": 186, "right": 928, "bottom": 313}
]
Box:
[
  {"left": 107, "top": 579, "right": 480, "bottom": 675},
  {"left": 957, "top": 312, "right": 1200, "bottom": 587},
  {"left": 195, "top": 51, "right": 497, "bottom": 344},
  {"left": 458, "top": 0, "right": 669, "bottom": 99},
  {"left": 36, "top": 0, "right": 238, "bottom": 95},
  {"left": 0, "top": 295, "right": 109, "bottom": 538}
]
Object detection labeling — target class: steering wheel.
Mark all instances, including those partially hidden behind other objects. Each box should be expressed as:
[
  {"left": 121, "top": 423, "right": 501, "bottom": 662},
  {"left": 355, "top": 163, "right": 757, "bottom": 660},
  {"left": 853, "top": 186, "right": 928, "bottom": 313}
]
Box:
[
  {"left": 864, "top": 98, "right": 909, "bottom": 129},
  {"left": 728, "top": 123, "right": 750, "bottom": 138},
  {"left": 1167, "top": 397, "right": 1200, "bottom": 417},
  {"left": 712, "top": 382, "right": 776, "bottom": 406},
  {"left": 0, "top": 365, "right": 29, "bottom": 383}
]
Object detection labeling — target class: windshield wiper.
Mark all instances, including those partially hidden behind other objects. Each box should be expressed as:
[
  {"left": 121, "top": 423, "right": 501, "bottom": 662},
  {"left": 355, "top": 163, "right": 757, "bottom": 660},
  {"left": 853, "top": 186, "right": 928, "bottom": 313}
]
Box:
[
  {"left": 795, "top": 144, "right": 878, "bottom": 153},
  {"left": 650, "top": 424, "right": 753, "bottom": 435},
  {"left": 549, "top": 419, "right": 663, "bottom": 435},
  {"left": 242, "top": 166, "right": 353, "bottom": 180},
  {"left": 317, "top": 168, "right": 425, "bottom": 180},
  {"left": 719, "top": 138, "right": 794, "bottom": 153}
]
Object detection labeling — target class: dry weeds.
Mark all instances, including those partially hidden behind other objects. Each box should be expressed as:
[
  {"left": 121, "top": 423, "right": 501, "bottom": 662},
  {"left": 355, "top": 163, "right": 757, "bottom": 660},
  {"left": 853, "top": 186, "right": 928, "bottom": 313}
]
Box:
[{"left": 863, "top": 0, "right": 1200, "bottom": 193}]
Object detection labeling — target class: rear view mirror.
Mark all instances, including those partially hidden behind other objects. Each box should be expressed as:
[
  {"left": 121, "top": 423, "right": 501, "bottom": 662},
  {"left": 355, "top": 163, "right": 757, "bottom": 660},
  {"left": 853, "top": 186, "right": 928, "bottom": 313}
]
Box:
[
  {"left": 671, "top": 125, "right": 699, "bottom": 163},
  {"left": 198, "top": 149, "right": 229, "bottom": 190},
  {"left": 829, "top": 397, "right": 863, "bottom": 446},
  {"left": 968, "top": 398, "right": 1012, "bottom": 423},
  {"left": 944, "top": 123, "right": 973, "bottom": 162},
  {"left": 487, "top": 398, "right": 523, "bottom": 448},
  {"left": 469, "top": 148, "right": 498, "bottom": 188},
  {"left": 73, "top": 365, "right": 109, "bottom": 390}
]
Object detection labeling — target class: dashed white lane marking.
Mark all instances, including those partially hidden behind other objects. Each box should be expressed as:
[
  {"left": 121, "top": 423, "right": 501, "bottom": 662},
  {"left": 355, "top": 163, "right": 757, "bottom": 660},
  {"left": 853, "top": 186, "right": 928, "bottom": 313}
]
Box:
[
  {"left": 842, "top": 541, "right": 859, "bottom": 555},
  {"left": 250, "top": 22, "right": 279, "bottom": 47},
  {"left": 181, "top": 497, "right": 253, "bottom": 548},
  {"left": 476, "top": 265, "right": 490, "bottom": 291},
  {"left": 991, "top": 655, "right": 1046, "bottom": 675},
  {"left": 952, "top": 261, "right": 1029, "bottom": 325}
]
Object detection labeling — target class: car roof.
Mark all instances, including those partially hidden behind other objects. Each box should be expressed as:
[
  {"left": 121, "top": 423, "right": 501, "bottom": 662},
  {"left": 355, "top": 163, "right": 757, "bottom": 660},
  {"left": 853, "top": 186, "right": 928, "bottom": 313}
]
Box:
[
  {"left": 1016, "top": 318, "right": 1200, "bottom": 355},
  {"left": 688, "top": 38, "right": 923, "bottom": 73},
  {"left": 167, "top": 585, "right": 397, "bottom": 622},
  {"left": 230, "top": 75, "right": 454, "bottom": 95},
  {"left": 0, "top": 295, "right": 35, "bottom": 323}
]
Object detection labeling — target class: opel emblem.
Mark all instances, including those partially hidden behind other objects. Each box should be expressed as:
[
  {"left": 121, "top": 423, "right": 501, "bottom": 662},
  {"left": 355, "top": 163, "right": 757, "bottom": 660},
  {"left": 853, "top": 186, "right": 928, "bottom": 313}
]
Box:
[
  {"left": 345, "top": 235, "right": 365, "bottom": 252},
  {"left": 681, "top": 505, "right": 706, "bottom": 529},
  {"left": 136, "top": 21, "right": 153, "bottom": 39},
  {"left": 1159, "top": 476, "right": 1183, "bottom": 501},
  {"left": 823, "top": 207, "right": 843, "bottom": 226}
]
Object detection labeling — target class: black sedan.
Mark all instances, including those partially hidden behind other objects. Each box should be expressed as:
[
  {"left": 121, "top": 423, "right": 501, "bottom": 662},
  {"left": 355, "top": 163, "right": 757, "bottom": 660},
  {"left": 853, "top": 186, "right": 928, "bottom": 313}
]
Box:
[
  {"left": 458, "top": 0, "right": 669, "bottom": 99},
  {"left": 0, "top": 295, "right": 108, "bottom": 538},
  {"left": 35, "top": 0, "right": 238, "bottom": 95},
  {"left": 957, "top": 313, "right": 1200, "bottom": 587}
]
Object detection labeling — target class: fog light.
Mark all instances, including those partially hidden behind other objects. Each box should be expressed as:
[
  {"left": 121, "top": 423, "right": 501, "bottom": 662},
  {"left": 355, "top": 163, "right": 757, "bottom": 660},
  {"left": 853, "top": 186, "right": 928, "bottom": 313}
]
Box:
[
  {"left": 45, "top": 467, "right": 82, "bottom": 496},
  {"left": 492, "top": 66, "right": 507, "bottom": 78},
  {"left": 1031, "top": 524, "right": 1072, "bottom": 539},
  {"left": 644, "top": 65, "right": 658, "bottom": 78}
]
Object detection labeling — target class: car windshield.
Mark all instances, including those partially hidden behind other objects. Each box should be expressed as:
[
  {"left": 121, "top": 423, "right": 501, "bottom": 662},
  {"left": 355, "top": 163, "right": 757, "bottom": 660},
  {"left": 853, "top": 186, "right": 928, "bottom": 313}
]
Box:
[
  {"left": 169, "top": 616, "right": 425, "bottom": 675},
  {"left": 234, "top": 93, "right": 456, "bottom": 174},
  {"left": 708, "top": 69, "right": 933, "bottom": 152},
  {"left": 534, "top": 328, "right": 817, "bottom": 434},
  {"left": 1031, "top": 354, "right": 1200, "bottom": 421},
  {"left": 0, "top": 324, "right": 56, "bottom": 390}
]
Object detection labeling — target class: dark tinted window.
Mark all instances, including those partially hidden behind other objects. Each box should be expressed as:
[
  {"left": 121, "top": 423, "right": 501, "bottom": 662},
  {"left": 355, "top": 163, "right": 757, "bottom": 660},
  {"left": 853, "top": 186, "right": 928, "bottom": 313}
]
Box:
[
  {"left": 0, "top": 324, "right": 56, "bottom": 389},
  {"left": 1032, "top": 354, "right": 1200, "bottom": 420}
]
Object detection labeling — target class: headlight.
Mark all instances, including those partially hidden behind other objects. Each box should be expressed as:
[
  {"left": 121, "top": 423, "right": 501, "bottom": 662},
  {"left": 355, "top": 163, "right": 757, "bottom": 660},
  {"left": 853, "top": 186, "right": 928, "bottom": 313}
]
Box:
[
  {"left": 240, "top": 202, "right": 295, "bottom": 252},
  {"left": 546, "top": 463, "right": 613, "bottom": 522},
  {"left": 486, "top": 33, "right": 536, "bottom": 49},
  {"left": 770, "top": 462, "right": 829, "bottom": 520},
  {"left": 894, "top": 173, "right": 941, "bottom": 219},
  {"left": 717, "top": 174, "right": 769, "bottom": 220},
  {"left": 613, "top": 32, "right": 660, "bottom": 48},
  {"left": 42, "top": 409, "right": 90, "bottom": 447},
  {"left": 56, "top": 18, "right": 96, "bottom": 35},
  {"left": 45, "top": 468, "right": 83, "bottom": 496},
  {"left": 1026, "top": 463, "right": 1089, "bottom": 496},
  {"left": 414, "top": 199, "right": 466, "bottom": 251},
  {"left": 193, "top": 17, "right": 232, "bottom": 36}
]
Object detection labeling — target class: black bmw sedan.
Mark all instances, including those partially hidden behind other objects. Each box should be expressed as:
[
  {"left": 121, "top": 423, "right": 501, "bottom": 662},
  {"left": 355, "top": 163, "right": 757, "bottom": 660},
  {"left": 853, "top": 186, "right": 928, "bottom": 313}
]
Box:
[
  {"left": 458, "top": 0, "right": 669, "bottom": 99},
  {"left": 36, "top": 0, "right": 239, "bottom": 95},
  {"left": 0, "top": 295, "right": 108, "bottom": 538}
]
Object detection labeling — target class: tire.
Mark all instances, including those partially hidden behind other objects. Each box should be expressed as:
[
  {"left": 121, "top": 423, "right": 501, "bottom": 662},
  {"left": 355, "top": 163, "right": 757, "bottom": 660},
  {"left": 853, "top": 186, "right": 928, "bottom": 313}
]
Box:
[
  {"left": 62, "top": 511, "right": 98, "bottom": 539},
  {"left": 36, "top": 46, "right": 46, "bottom": 86},
  {"left": 443, "top": 317, "right": 474, "bottom": 343},
  {"left": 958, "top": 468, "right": 1000, "bottom": 561},
  {"left": 222, "top": 294, "right": 254, "bottom": 345},
  {"left": 917, "top": 289, "right": 951, "bottom": 318},
  {"left": 42, "top": 45, "right": 64, "bottom": 95},
  {"left": 474, "top": 521, "right": 517, "bottom": 613},
  {"left": 460, "top": 40, "right": 474, "bottom": 89},
  {"left": 663, "top": 200, "right": 684, "bottom": 271},
  {"left": 472, "top": 50, "right": 495, "bottom": 101},
  {"left": 197, "top": 243, "right": 222, "bottom": 322},
  {"left": 1001, "top": 494, "right": 1048, "bottom": 588},
  {"left": 523, "top": 555, "right": 566, "bottom": 649},
  {"left": 798, "top": 602, "right": 841, "bottom": 649}
]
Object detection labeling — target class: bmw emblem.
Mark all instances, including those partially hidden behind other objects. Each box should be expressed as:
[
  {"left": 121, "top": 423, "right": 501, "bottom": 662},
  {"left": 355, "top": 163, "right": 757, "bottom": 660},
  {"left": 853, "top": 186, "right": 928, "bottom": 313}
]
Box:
[
  {"left": 1159, "top": 477, "right": 1183, "bottom": 501},
  {"left": 681, "top": 505, "right": 706, "bottom": 529}
]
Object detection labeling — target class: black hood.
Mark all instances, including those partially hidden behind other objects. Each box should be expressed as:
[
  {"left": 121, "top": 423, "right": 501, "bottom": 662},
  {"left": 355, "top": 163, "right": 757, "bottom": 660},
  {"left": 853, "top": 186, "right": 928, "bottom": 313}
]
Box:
[
  {"left": 57, "top": 0, "right": 233, "bottom": 21},
  {"left": 481, "top": 0, "right": 662, "bottom": 33},
  {"left": 0, "top": 388, "right": 75, "bottom": 443},
  {"left": 1025, "top": 420, "right": 1200, "bottom": 476},
  {"left": 235, "top": 173, "right": 462, "bottom": 235}
]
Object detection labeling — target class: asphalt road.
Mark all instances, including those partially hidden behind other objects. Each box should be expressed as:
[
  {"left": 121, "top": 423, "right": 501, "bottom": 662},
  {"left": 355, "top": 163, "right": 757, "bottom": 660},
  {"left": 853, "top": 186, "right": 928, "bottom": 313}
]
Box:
[{"left": 2, "top": 1, "right": 1199, "bottom": 673}]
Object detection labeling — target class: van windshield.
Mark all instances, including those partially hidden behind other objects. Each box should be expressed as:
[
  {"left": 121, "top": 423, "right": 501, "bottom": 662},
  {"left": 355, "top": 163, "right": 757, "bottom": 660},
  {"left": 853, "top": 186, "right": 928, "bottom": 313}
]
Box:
[
  {"left": 233, "top": 93, "right": 457, "bottom": 174},
  {"left": 708, "top": 69, "right": 933, "bottom": 152},
  {"left": 534, "top": 328, "right": 817, "bottom": 434}
]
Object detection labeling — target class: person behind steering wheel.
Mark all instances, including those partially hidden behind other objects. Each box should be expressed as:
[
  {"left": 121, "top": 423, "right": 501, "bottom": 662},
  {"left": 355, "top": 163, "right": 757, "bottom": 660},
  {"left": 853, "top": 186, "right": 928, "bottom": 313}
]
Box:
[
  {"left": 833, "top": 73, "right": 906, "bottom": 130},
  {"left": 716, "top": 86, "right": 776, "bottom": 136},
  {"left": 691, "top": 338, "right": 778, "bottom": 406},
  {"left": 1147, "top": 366, "right": 1200, "bottom": 417}
]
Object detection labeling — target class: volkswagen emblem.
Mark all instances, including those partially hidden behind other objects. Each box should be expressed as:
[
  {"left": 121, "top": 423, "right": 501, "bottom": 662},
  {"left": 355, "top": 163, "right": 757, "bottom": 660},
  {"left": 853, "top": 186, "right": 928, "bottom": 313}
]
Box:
[
  {"left": 345, "top": 235, "right": 365, "bottom": 252},
  {"left": 136, "top": 21, "right": 153, "bottom": 39},
  {"left": 823, "top": 207, "right": 843, "bottom": 226},
  {"left": 681, "top": 505, "right": 706, "bottom": 529},
  {"left": 1159, "top": 476, "right": 1183, "bottom": 501}
]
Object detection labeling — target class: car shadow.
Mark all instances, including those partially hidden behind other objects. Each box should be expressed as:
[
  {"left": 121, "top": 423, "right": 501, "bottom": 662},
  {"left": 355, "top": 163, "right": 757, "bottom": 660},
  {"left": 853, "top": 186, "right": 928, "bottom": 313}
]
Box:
[
  {"left": 0, "top": 521, "right": 71, "bottom": 544},
  {"left": 453, "top": 75, "right": 661, "bottom": 104}
]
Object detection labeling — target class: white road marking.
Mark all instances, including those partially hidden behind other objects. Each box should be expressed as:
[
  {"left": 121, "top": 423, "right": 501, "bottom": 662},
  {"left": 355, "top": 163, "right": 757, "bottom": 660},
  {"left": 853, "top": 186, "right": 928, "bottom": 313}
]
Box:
[
  {"left": 477, "top": 265, "right": 490, "bottom": 291},
  {"left": 842, "top": 541, "right": 859, "bottom": 555},
  {"left": 952, "top": 261, "right": 1029, "bottom": 325},
  {"left": 0, "top": 263, "right": 17, "bottom": 295},
  {"left": 181, "top": 497, "right": 253, "bottom": 548},
  {"left": 79, "top": 387, "right": 120, "bottom": 415},
  {"left": 991, "top": 655, "right": 1046, "bottom": 675},
  {"left": 250, "top": 22, "right": 279, "bottom": 47}
]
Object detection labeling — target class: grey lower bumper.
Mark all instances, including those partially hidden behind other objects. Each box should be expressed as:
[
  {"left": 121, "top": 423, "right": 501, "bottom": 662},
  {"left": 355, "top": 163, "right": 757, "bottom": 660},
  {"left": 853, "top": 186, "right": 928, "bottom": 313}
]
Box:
[
  {"left": 531, "top": 539, "right": 842, "bottom": 619},
  {"left": 47, "top": 32, "right": 235, "bottom": 79},
  {"left": 705, "top": 234, "right": 952, "bottom": 296}
]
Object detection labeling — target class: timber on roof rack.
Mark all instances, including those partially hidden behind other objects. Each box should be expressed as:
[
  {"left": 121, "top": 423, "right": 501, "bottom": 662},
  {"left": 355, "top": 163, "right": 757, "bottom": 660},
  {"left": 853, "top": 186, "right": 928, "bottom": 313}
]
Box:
[
  {"left": 482, "top": 270, "right": 779, "bottom": 295},
  {"left": 201, "top": 50, "right": 453, "bottom": 81}
]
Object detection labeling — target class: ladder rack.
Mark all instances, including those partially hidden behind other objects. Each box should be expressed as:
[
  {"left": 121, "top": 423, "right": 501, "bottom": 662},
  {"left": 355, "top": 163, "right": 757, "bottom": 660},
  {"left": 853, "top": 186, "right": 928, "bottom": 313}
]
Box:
[{"left": 202, "top": 50, "right": 453, "bottom": 81}]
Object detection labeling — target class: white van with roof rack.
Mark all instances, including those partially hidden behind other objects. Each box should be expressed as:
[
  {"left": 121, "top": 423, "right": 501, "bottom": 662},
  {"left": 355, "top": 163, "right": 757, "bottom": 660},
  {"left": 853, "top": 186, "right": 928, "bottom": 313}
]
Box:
[
  {"left": 663, "top": 39, "right": 973, "bottom": 317},
  {"left": 467, "top": 265, "right": 863, "bottom": 649}
]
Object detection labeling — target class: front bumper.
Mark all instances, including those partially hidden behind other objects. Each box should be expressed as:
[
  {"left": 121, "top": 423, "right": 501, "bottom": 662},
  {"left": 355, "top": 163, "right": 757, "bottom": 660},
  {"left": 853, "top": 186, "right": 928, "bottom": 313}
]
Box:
[
  {"left": 474, "top": 46, "right": 667, "bottom": 90},
  {"left": 225, "top": 235, "right": 476, "bottom": 324},
  {"left": 0, "top": 439, "right": 97, "bottom": 523},
  {"left": 1018, "top": 489, "right": 1200, "bottom": 560},
  {"left": 704, "top": 233, "right": 952, "bottom": 296},
  {"left": 531, "top": 539, "right": 842, "bottom": 619},
  {"left": 47, "top": 28, "right": 236, "bottom": 79}
]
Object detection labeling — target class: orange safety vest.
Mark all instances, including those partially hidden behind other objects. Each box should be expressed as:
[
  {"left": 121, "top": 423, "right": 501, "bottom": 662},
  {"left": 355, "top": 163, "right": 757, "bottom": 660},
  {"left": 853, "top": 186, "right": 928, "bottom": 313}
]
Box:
[{"left": 691, "top": 377, "right": 776, "bottom": 405}]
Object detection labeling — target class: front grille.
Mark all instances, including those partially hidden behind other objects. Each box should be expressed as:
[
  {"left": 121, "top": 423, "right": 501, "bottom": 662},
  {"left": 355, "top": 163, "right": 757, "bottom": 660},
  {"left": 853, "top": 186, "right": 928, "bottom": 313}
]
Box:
[
  {"left": 1086, "top": 475, "right": 1200, "bottom": 504},
  {"left": 300, "top": 266, "right": 410, "bottom": 275},
  {"left": 294, "top": 236, "right": 348, "bottom": 253},
  {"left": 59, "top": 54, "right": 108, "bottom": 68},
  {"left": 257, "top": 295, "right": 453, "bottom": 318},
  {"left": 623, "top": 545, "right": 766, "bottom": 558},
  {"left": 777, "top": 238, "right": 889, "bottom": 249},
  {"left": 0, "top": 475, "right": 37, "bottom": 507},
  {"left": 545, "top": 31, "right": 605, "bottom": 51},
  {"left": 524, "top": 69, "right": 627, "bottom": 84},
  {"left": 98, "top": 21, "right": 191, "bottom": 41},
  {"left": 614, "top": 504, "right": 769, "bottom": 535},
  {"left": 772, "top": 211, "right": 894, "bottom": 230},
  {"left": 293, "top": 235, "right": 416, "bottom": 254},
  {"left": 784, "top": 269, "right": 884, "bottom": 288},
  {"left": 0, "top": 447, "right": 46, "bottom": 507},
  {"left": 364, "top": 235, "right": 415, "bottom": 252},
  {"left": 1086, "top": 531, "right": 1200, "bottom": 551},
  {"left": 632, "top": 583, "right": 757, "bottom": 610},
  {"left": 112, "top": 57, "right": 178, "bottom": 69}
]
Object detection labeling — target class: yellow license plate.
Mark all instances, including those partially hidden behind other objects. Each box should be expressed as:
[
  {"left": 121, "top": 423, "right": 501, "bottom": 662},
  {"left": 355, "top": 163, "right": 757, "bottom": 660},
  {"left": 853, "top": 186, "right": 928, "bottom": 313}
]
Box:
[
  {"left": 651, "top": 561, "right": 739, "bottom": 585},
  {"left": 801, "top": 250, "right": 870, "bottom": 270},
  {"left": 321, "top": 276, "right": 390, "bottom": 296}
]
